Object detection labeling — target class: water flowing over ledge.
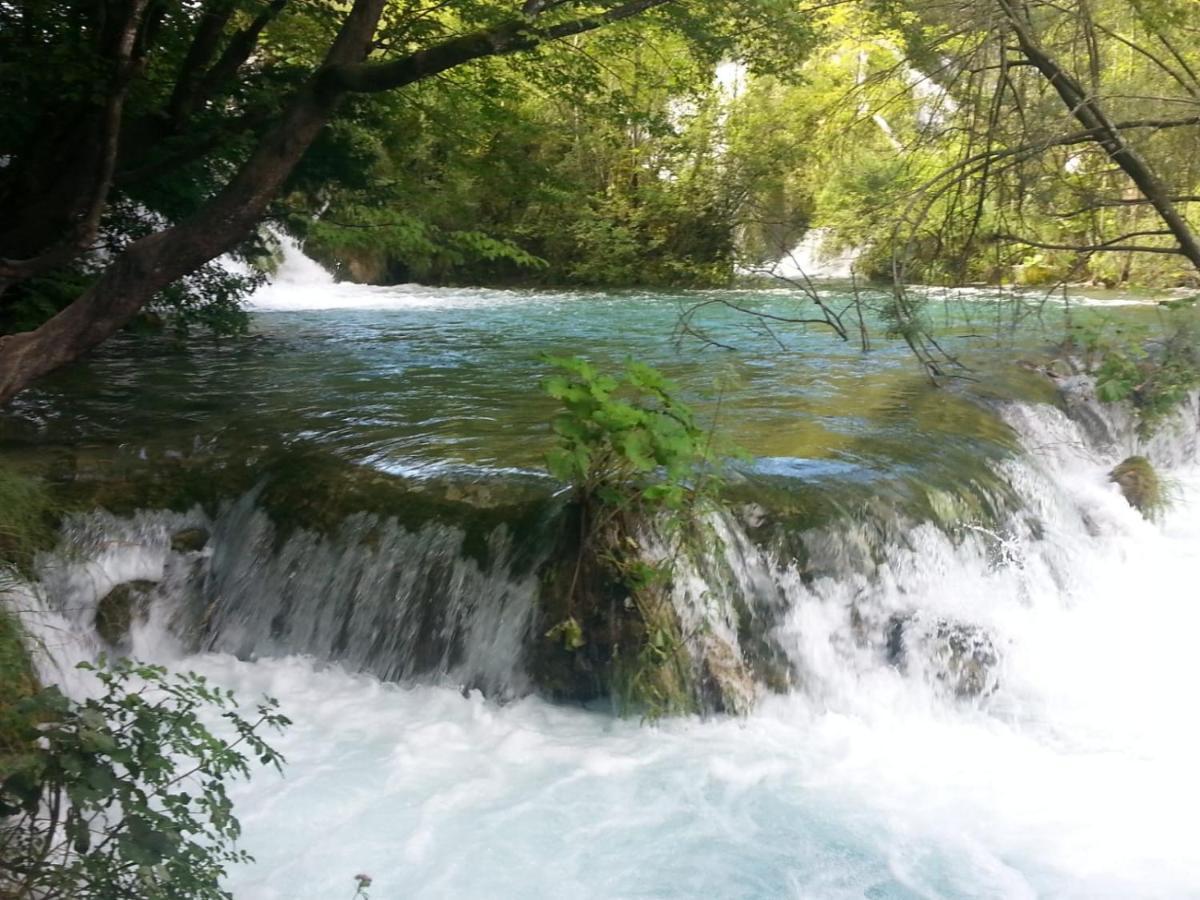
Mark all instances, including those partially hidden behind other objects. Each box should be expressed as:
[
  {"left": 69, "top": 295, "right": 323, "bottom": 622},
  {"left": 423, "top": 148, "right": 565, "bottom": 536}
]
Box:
[{"left": 7, "top": 378, "right": 1200, "bottom": 897}]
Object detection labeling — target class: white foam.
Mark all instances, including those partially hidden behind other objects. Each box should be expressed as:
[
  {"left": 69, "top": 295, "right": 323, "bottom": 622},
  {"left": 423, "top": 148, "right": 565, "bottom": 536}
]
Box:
[{"left": 9, "top": 398, "right": 1200, "bottom": 897}]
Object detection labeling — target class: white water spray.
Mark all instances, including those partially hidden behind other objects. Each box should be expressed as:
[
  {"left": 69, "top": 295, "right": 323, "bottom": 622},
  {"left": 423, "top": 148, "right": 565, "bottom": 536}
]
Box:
[
  {"left": 771, "top": 227, "right": 863, "bottom": 281},
  {"left": 8, "top": 383, "right": 1200, "bottom": 897}
]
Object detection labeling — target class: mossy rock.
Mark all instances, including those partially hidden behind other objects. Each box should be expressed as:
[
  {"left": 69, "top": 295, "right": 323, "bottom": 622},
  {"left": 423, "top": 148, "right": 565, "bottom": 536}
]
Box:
[
  {"left": 1109, "top": 456, "right": 1162, "bottom": 516},
  {"left": 886, "top": 613, "right": 1000, "bottom": 699},
  {"left": 94, "top": 580, "right": 157, "bottom": 649},
  {"left": 699, "top": 638, "right": 757, "bottom": 715}
]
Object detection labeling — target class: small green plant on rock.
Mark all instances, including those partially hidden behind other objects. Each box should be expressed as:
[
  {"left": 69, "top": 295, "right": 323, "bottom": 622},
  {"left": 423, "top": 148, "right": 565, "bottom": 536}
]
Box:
[
  {"left": 536, "top": 355, "right": 732, "bottom": 718},
  {"left": 0, "top": 658, "right": 289, "bottom": 900}
]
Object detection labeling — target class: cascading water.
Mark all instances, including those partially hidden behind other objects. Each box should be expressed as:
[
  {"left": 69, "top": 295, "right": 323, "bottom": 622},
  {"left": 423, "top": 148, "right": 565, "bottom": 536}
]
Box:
[
  {"left": 5, "top": 243, "right": 1198, "bottom": 897},
  {"left": 771, "top": 227, "right": 863, "bottom": 281},
  {"left": 10, "top": 382, "right": 1200, "bottom": 897}
]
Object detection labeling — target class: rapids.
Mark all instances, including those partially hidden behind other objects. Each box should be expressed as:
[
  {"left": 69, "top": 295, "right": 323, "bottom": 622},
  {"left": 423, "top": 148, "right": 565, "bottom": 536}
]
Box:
[{"left": 4, "top": 248, "right": 1200, "bottom": 898}]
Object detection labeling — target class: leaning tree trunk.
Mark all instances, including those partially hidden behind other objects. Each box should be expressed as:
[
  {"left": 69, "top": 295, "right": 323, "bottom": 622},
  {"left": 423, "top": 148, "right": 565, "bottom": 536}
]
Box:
[
  {"left": 998, "top": 0, "right": 1200, "bottom": 273},
  {"left": 0, "top": 0, "right": 673, "bottom": 405},
  {"left": 0, "top": 92, "right": 335, "bottom": 403},
  {"left": 0, "top": 0, "right": 388, "bottom": 404}
]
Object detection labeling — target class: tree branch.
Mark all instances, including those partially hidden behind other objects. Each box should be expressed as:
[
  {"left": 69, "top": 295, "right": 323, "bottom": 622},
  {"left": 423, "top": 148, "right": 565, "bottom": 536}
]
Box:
[
  {"left": 324, "top": 0, "right": 672, "bottom": 93},
  {"left": 997, "top": 0, "right": 1200, "bottom": 272}
]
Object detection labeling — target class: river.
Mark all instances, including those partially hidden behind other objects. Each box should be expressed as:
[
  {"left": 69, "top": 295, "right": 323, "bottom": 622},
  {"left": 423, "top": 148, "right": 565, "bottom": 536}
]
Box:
[{"left": 3, "top": 253, "right": 1198, "bottom": 898}]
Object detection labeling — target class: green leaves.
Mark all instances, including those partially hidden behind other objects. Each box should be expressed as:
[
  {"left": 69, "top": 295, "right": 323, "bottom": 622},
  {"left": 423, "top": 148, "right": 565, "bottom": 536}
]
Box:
[
  {"left": 545, "top": 617, "right": 586, "bottom": 650},
  {"left": 539, "top": 354, "right": 719, "bottom": 509},
  {"left": 0, "top": 658, "right": 290, "bottom": 899},
  {"left": 1084, "top": 310, "right": 1200, "bottom": 437}
]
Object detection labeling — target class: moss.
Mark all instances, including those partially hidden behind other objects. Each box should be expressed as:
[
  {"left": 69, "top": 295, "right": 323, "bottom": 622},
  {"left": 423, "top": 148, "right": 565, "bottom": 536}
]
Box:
[
  {"left": 1109, "top": 456, "right": 1164, "bottom": 517},
  {"left": 170, "top": 527, "right": 210, "bottom": 553},
  {"left": 251, "top": 446, "right": 555, "bottom": 569},
  {"left": 8, "top": 442, "right": 556, "bottom": 573},
  {"left": 529, "top": 502, "right": 703, "bottom": 718}
]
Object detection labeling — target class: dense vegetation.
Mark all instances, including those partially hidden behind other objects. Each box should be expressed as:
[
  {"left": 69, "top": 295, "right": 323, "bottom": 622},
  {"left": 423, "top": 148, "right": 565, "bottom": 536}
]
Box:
[
  {"left": 0, "top": 661, "right": 288, "bottom": 900},
  {"left": 1, "top": 1, "right": 1199, "bottom": 401}
]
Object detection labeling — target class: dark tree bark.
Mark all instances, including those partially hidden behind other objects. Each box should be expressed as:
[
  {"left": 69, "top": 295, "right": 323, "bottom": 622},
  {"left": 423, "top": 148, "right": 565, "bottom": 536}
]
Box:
[
  {"left": 167, "top": 0, "right": 289, "bottom": 130},
  {"left": 0, "top": 0, "right": 154, "bottom": 285}
]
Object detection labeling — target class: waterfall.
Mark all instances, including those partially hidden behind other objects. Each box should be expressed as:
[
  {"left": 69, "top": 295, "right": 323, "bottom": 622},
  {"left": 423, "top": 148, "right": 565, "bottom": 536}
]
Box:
[
  {"left": 770, "top": 227, "right": 863, "bottom": 280},
  {"left": 15, "top": 388, "right": 1198, "bottom": 709},
  {"left": 7, "top": 388, "right": 1200, "bottom": 896},
  {"left": 15, "top": 489, "right": 546, "bottom": 701},
  {"left": 269, "top": 230, "right": 335, "bottom": 286}
]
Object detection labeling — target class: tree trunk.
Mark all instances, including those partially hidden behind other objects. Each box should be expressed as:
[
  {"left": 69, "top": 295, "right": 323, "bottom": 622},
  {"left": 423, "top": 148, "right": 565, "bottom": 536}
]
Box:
[
  {"left": 998, "top": 0, "right": 1200, "bottom": 273},
  {"left": 0, "top": 0, "right": 672, "bottom": 404},
  {"left": 0, "top": 0, "right": 152, "bottom": 287},
  {"left": 0, "top": 0, "right": 388, "bottom": 403}
]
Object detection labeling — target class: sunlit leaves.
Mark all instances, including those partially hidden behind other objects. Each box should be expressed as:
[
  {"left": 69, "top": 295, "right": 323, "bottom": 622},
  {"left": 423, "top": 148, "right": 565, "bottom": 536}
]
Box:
[{"left": 540, "top": 353, "right": 719, "bottom": 508}]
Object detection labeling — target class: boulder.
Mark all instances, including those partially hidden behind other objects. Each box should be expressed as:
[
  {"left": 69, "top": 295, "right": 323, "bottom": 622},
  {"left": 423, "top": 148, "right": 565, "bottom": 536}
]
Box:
[
  {"left": 170, "top": 527, "right": 210, "bottom": 553},
  {"left": 699, "top": 637, "right": 756, "bottom": 716},
  {"left": 94, "top": 580, "right": 157, "bottom": 650},
  {"left": 887, "top": 613, "right": 999, "bottom": 699}
]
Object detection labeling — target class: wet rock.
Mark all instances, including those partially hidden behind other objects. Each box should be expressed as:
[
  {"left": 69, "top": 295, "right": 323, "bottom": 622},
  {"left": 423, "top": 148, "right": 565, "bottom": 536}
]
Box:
[
  {"left": 94, "top": 580, "right": 157, "bottom": 650},
  {"left": 170, "top": 527, "right": 210, "bottom": 553},
  {"left": 1109, "top": 455, "right": 1162, "bottom": 516},
  {"left": 699, "top": 638, "right": 756, "bottom": 716},
  {"left": 886, "top": 613, "right": 999, "bottom": 699}
]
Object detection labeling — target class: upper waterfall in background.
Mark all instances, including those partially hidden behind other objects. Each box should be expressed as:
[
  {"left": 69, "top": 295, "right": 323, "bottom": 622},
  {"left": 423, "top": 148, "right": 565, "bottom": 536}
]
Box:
[{"left": 760, "top": 227, "right": 864, "bottom": 280}]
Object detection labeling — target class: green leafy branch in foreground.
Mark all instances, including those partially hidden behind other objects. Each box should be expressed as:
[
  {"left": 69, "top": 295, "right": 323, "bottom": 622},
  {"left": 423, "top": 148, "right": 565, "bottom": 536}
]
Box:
[
  {"left": 0, "top": 659, "right": 290, "bottom": 900},
  {"left": 543, "top": 355, "right": 720, "bottom": 510}
]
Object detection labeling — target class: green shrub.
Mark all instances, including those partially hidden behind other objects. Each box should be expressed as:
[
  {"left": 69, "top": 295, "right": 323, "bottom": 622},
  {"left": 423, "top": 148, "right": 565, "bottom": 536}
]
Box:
[
  {"left": 1, "top": 659, "right": 289, "bottom": 899},
  {"left": 543, "top": 355, "right": 718, "bottom": 510},
  {"left": 538, "top": 356, "right": 733, "bottom": 718}
]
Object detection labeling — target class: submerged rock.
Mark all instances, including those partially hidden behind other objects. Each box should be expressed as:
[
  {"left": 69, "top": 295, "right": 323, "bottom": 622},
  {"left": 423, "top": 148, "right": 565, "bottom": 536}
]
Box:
[
  {"left": 1109, "top": 456, "right": 1162, "bottom": 516},
  {"left": 170, "top": 527, "right": 210, "bottom": 553},
  {"left": 886, "top": 613, "right": 1000, "bottom": 699},
  {"left": 94, "top": 580, "right": 157, "bottom": 650}
]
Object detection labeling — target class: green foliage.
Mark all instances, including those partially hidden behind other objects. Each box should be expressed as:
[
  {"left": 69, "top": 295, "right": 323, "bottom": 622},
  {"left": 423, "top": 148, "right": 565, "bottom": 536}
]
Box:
[
  {"left": 0, "top": 659, "right": 289, "bottom": 900},
  {"left": 0, "top": 467, "right": 58, "bottom": 577},
  {"left": 540, "top": 356, "right": 732, "bottom": 718},
  {"left": 1078, "top": 304, "right": 1200, "bottom": 436},
  {"left": 542, "top": 355, "right": 716, "bottom": 509}
]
